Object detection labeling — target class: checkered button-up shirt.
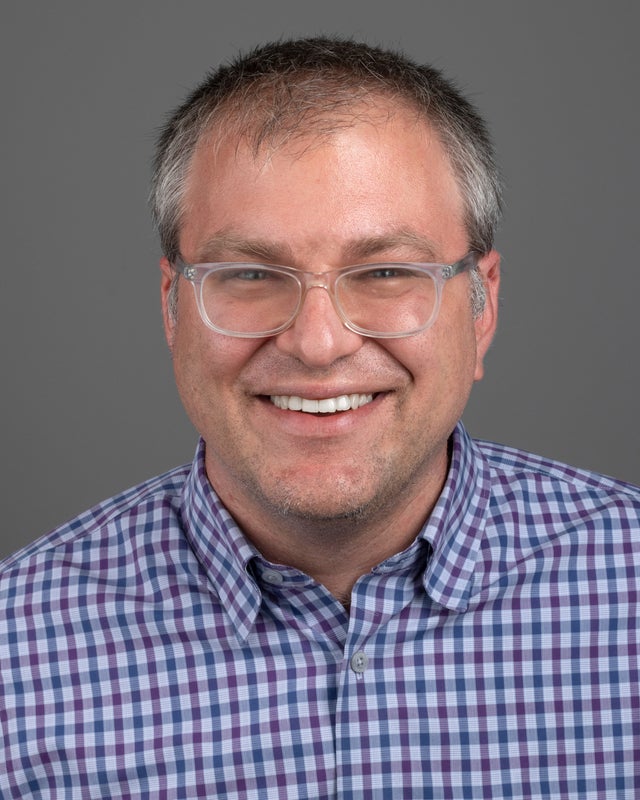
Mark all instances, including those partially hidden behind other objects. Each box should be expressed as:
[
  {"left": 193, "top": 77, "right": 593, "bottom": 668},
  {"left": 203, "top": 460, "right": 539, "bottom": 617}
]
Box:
[{"left": 1, "top": 424, "right": 639, "bottom": 798}]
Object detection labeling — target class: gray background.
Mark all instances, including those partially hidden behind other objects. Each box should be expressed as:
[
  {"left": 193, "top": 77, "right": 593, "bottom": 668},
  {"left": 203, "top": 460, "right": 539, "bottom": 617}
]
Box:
[{"left": 2, "top": 1, "right": 638, "bottom": 560}]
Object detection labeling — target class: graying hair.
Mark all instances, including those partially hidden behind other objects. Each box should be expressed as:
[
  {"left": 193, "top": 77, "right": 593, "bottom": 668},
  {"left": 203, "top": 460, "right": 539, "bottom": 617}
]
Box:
[{"left": 150, "top": 37, "right": 503, "bottom": 265}]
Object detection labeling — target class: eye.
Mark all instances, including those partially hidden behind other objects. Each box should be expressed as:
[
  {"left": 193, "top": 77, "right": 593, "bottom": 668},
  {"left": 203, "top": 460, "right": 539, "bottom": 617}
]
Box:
[
  {"left": 207, "top": 266, "right": 295, "bottom": 299},
  {"left": 222, "top": 267, "right": 273, "bottom": 282},
  {"left": 351, "top": 265, "right": 418, "bottom": 281}
]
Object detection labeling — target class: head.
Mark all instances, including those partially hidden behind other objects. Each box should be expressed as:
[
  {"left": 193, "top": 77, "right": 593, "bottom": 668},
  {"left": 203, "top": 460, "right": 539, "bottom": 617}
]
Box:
[{"left": 152, "top": 38, "right": 502, "bottom": 547}]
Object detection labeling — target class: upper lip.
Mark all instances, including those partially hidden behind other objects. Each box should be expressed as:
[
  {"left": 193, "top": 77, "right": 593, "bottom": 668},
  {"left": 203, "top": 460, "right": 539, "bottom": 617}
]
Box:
[{"left": 258, "top": 388, "right": 384, "bottom": 400}]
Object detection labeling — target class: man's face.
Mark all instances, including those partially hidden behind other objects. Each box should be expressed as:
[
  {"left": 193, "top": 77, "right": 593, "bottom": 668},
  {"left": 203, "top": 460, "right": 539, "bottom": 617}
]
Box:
[{"left": 161, "top": 104, "right": 499, "bottom": 531}]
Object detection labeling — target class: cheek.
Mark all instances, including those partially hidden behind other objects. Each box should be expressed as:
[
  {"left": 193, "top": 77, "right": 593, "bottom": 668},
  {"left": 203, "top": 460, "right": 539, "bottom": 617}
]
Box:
[
  {"left": 391, "top": 320, "right": 476, "bottom": 380},
  {"left": 170, "top": 312, "right": 258, "bottom": 410},
  {"left": 386, "top": 315, "right": 478, "bottom": 416}
]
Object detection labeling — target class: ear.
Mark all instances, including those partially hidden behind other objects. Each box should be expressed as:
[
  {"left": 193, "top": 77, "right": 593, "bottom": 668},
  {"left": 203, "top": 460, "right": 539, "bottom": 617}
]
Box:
[
  {"left": 159, "top": 257, "right": 177, "bottom": 349},
  {"left": 473, "top": 249, "right": 500, "bottom": 381}
]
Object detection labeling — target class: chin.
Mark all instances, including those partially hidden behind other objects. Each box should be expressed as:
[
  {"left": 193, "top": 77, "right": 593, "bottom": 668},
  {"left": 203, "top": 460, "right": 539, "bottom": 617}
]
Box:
[{"left": 255, "top": 475, "right": 383, "bottom": 524}]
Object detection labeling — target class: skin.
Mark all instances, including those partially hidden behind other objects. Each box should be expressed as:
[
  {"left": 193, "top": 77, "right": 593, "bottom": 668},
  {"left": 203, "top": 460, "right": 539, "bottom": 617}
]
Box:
[{"left": 160, "top": 102, "right": 500, "bottom": 605}]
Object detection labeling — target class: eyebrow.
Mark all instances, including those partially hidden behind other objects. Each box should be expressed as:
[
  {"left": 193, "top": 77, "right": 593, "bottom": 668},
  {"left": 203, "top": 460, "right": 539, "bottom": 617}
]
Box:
[
  {"left": 191, "top": 229, "right": 442, "bottom": 266},
  {"left": 342, "top": 231, "right": 441, "bottom": 263},
  {"left": 192, "top": 232, "right": 294, "bottom": 265}
]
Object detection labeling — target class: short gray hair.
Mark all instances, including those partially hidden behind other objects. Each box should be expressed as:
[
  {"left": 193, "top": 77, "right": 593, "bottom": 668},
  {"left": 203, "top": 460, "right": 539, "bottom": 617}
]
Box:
[{"left": 150, "top": 37, "right": 503, "bottom": 265}]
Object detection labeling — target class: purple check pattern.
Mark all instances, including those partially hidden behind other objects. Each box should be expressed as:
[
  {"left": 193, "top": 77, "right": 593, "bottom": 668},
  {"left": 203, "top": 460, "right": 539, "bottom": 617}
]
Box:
[{"left": 1, "top": 424, "right": 639, "bottom": 798}]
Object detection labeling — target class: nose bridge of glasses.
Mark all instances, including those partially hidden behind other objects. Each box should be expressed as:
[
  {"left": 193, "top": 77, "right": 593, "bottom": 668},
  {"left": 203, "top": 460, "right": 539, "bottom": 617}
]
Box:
[
  {"left": 299, "top": 269, "right": 337, "bottom": 291},
  {"left": 289, "top": 269, "right": 350, "bottom": 330},
  {"left": 296, "top": 269, "right": 342, "bottom": 309}
]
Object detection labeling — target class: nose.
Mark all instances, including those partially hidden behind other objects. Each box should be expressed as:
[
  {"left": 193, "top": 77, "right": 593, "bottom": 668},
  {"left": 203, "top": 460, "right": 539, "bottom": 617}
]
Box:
[{"left": 274, "top": 285, "right": 364, "bottom": 367}]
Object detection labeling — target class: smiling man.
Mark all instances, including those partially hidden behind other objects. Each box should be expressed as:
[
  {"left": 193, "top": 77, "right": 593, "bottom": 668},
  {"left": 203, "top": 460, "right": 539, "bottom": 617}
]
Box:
[
  {"left": 2, "top": 38, "right": 639, "bottom": 799},
  {"left": 160, "top": 96, "right": 499, "bottom": 604}
]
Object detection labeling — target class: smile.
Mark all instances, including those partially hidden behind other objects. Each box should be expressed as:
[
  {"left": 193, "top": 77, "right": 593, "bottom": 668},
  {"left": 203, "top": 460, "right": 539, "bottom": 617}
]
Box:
[{"left": 270, "top": 393, "right": 374, "bottom": 414}]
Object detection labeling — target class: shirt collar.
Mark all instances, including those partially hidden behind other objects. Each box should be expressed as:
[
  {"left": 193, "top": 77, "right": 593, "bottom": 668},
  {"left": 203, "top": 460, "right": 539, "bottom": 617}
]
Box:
[
  {"left": 179, "top": 422, "right": 491, "bottom": 636},
  {"left": 419, "top": 422, "right": 492, "bottom": 612},
  {"left": 179, "top": 440, "right": 264, "bottom": 641}
]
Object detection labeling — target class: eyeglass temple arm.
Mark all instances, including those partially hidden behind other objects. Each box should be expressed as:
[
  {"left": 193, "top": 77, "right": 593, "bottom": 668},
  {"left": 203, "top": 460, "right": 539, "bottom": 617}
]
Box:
[{"left": 442, "top": 251, "right": 481, "bottom": 280}]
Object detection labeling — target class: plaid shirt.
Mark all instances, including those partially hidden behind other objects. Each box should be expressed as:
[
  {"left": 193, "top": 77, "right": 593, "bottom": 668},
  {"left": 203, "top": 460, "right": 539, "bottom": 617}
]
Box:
[{"left": 1, "top": 424, "right": 639, "bottom": 799}]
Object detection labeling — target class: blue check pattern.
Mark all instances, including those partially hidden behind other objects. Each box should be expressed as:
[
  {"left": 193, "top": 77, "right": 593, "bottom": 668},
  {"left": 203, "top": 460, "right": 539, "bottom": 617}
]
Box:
[{"left": 1, "top": 423, "right": 639, "bottom": 798}]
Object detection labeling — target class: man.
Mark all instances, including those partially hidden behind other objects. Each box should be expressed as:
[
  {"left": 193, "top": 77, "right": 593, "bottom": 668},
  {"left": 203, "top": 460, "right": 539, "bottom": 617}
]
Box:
[{"left": 1, "top": 37, "right": 638, "bottom": 799}]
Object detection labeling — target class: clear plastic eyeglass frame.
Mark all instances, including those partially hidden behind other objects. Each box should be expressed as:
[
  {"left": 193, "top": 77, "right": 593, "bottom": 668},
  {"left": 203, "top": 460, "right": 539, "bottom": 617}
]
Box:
[{"left": 173, "top": 251, "right": 480, "bottom": 339}]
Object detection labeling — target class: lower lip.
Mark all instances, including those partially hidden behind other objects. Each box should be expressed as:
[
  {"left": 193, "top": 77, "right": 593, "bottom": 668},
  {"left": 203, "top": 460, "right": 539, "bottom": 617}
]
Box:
[{"left": 257, "top": 393, "right": 386, "bottom": 436}]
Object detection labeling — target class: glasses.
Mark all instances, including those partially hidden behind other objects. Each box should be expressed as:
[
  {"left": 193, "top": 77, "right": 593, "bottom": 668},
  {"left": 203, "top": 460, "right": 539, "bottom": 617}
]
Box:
[{"left": 173, "top": 251, "right": 480, "bottom": 339}]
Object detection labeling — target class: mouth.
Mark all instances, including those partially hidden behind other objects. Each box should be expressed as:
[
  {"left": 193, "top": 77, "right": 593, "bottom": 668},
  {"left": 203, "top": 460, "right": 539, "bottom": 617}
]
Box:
[{"left": 270, "top": 393, "right": 375, "bottom": 414}]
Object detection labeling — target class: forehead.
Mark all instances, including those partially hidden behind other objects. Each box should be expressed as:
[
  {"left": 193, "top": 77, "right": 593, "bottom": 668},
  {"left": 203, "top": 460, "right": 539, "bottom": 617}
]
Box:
[
  {"left": 180, "top": 101, "right": 467, "bottom": 263},
  {"left": 205, "top": 91, "right": 421, "bottom": 155},
  {"left": 190, "top": 95, "right": 452, "bottom": 183}
]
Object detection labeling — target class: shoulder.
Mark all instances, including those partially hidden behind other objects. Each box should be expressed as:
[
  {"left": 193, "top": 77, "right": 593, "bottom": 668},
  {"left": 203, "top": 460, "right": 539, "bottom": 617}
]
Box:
[
  {"left": 476, "top": 437, "right": 640, "bottom": 525},
  {"left": 477, "top": 437, "right": 639, "bottom": 499},
  {"left": 469, "top": 436, "right": 640, "bottom": 596},
  {"left": 0, "top": 463, "right": 191, "bottom": 598}
]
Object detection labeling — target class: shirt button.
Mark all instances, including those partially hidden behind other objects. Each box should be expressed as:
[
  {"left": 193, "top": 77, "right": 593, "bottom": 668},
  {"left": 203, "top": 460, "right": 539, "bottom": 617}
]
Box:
[
  {"left": 350, "top": 650, "right": 369, "bottom": 674},
  {"left": 261, "top": 569, "right": 284, "bottom": 586}
]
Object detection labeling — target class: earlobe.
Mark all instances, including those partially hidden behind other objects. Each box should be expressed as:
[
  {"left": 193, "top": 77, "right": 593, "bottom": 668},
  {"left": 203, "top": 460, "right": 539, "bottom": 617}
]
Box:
[{"left": 473, "top": 250, "right": 501, "bottom": 381}]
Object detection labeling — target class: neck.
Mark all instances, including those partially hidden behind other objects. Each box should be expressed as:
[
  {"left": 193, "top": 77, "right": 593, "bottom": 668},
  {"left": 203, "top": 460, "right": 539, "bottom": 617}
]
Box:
[{"left": 211, "top": 466, "right": 446, "bottom": 603}]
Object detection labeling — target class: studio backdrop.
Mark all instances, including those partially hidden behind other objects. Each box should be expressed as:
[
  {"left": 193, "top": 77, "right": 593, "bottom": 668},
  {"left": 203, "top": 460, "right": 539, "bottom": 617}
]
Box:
[{"left": 2, "top": 0, "right": 638, "bottom": 558}]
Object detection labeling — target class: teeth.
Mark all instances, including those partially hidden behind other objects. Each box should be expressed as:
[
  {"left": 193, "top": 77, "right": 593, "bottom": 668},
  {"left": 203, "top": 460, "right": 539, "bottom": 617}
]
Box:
[{"left": 270, "top": 393, "right": 374, "bottom": 413}]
